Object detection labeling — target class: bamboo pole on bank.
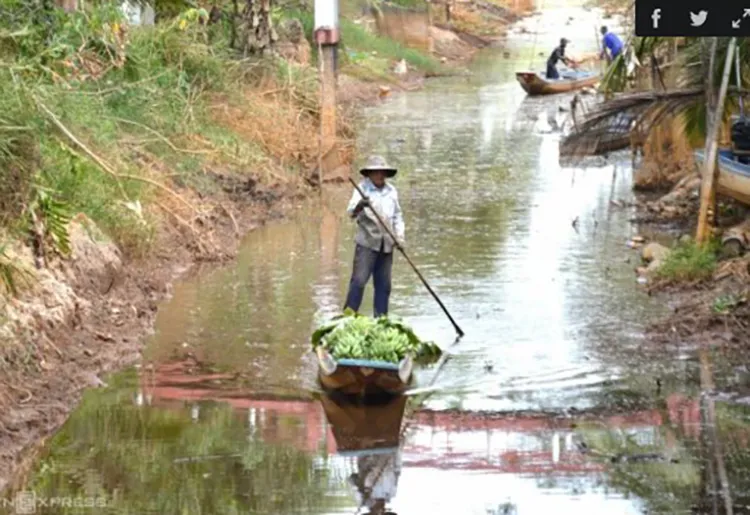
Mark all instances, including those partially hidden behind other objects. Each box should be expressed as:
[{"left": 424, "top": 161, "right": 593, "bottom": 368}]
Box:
[{"left": 696, "top": 38, "right": 737, "bottom": 244}]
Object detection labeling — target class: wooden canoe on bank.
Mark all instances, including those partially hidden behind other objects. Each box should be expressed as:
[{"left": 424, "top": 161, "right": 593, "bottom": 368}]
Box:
[
  {"left": 516, "top": 70, "right": 600, "bottom": 96},
  {"left": 315, "top": 346, "right": 414, "bottom": 398},
  {"left": 694, "top": 149, "right": 750, "bottom": 206}
]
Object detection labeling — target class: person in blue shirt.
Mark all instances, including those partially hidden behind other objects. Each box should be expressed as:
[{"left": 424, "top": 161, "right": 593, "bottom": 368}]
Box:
[{"left": 600, "top": 26, "right": 623, "bottom": 63}]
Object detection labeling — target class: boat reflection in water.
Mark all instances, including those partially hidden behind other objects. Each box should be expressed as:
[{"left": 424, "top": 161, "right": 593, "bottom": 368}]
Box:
[{"left": 319, "top": 393, "right": 408, "bottom": 515}]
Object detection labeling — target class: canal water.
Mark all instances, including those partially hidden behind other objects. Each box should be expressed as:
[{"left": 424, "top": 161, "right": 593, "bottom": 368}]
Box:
[{"left": 15, "top": 5, "right": 750, "bottom": 515}]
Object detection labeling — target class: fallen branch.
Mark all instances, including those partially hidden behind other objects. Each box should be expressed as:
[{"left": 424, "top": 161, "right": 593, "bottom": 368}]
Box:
[
  {"left": 41, "top": 332, "right": 63, "bottom": 359},
  {"left": 36, "top": 100, "right": 130, "bottom": 200},
  {"left": 219, "top": 203, "right": 240, "bottom": 237},
  {"left": 0, "top": 380, "right": 33, "bottom": 404},
  {"left": 66, "top": 70, "right": 170, "bottom": 96},
  {"left": 153, "top": 200, "right": 211, "bottom": 254},
  {"left": 37, "top": 100, "right": 200, "bottom": 214},
  {"left": 112, "top": 117, "right": 215, "bottom": 155}
]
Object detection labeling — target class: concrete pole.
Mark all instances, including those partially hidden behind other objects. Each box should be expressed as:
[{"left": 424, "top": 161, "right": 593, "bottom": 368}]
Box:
[
  {"left": 320, "top": 45, "right": 337, "bottom": 156},
  {"left": 314, "top": 0, "right": 340, "bottom": 185}
]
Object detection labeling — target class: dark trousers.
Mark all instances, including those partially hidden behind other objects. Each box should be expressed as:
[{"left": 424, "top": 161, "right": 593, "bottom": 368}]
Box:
[
  {"left": 344, "top": 243, "right": 393, "bottom": 317},
  {"left": 546, "top": 63, "right": 559, "bottom": 79}
]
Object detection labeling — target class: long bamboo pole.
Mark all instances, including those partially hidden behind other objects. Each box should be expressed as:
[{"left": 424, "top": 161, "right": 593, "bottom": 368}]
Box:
[
  {"left": 696, "top": 38, "right": 737, "bottom": 244},
  {"left": 348, "top": 177, "right": 464, "bottom": 337},
  {"left": 736, "top": 46, "right": 745, "bottom": 116}
]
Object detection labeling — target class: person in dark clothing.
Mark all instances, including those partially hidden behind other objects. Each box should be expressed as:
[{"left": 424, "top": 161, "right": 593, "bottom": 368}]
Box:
[{"left": 546, "top": 38, "right": 573, "bottom": 80}]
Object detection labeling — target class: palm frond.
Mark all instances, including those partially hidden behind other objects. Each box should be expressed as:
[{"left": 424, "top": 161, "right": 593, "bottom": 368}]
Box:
[
  {"left": 561, "top": 88, "right": 704, "bottom": 158},
  {"left": 560, "top": 109, "right": 637, "bottom": 157},
  {"left": 561, "top": 84, "right": 750, "bottom": 159},
  {"left": 565, "top": 37, "right": 750, "bottom": 160},
  {"left": 0, "top": 243, "right": 34, "bottom": 297}
]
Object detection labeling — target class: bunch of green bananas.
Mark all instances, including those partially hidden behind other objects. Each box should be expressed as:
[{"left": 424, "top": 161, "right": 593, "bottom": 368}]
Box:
[
  {"left": 328, "top": 329, "right": 367, "bottom": 360},
  {"left": 367, "top": 327, "right": 408, "bottom": 363},
  {"left": 316, "top": 312, "right": 441, "bottom": 364}
]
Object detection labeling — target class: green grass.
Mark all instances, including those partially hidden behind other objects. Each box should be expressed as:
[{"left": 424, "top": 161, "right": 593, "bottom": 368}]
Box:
[
  {"left": 286, "top": 8, "right": 440, "bottom": 73},
  {"left": 654, "top": 241, "right": 719, "bottom": 282},
  {"left": 712, "top": 292, "right": 747, "bottom": 314},
  {"left": 341, "top": 18, "right": 439, "bottom": 71},
  {"left": 382, "top": 0, "right": 429, "bottom": 8},
  {"left": 0, "top": 9, "right": 297, "bottom": 258},
  {"left": 0, "top": 2, "right": 440, "bottom": 266}
]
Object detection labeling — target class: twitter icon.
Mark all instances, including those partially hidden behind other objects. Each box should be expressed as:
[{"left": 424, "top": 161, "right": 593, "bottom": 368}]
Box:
[{"left": 690, "top": 10, "right": 708, "bottom": 27}]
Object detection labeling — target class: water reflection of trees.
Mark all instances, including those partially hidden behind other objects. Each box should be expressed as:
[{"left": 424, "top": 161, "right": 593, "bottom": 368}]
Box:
[
  {"left": 359, "top": 107, "right": 539, "bottom": 287},
  {"left": 144, "top": 214, "right": 327, "bottom": 387},
  {"left": 25, "top": 372, "right": 347, "bottom": 514},
  {"left": 580, "top": 349, "right": 750, "bottom": 514}
]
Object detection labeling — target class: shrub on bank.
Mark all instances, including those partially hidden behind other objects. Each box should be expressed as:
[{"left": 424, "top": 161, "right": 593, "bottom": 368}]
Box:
[
  {"left": 654, "top": 240, "right": 719, "bottom": 283},
  {"left": 0, "top": 1, "right": 441, "bottom": 297},
  {"left": 0, "top": 3, "right": 321, "bottom": 277}
]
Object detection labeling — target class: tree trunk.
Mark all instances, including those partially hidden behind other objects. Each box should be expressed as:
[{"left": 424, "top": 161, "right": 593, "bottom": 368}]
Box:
[
  {"left": 706, "top": 38, "right": 718, "bottom": 130},
  {"left": 697, "top": 38, "right": 736, "bottom": 244},
  {"left": 239, "top": 0, "right": 278, "bottom": 55}
]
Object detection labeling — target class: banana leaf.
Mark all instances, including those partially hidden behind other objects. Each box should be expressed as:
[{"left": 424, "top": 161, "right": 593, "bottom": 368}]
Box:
[{"left": 310, "top": 308, "right": 360, "bottom": 347}]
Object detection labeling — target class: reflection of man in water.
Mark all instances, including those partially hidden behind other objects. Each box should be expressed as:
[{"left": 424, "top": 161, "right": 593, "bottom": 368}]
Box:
[{"left": 348, "top": 448, "right": 401, "bottom": 515}]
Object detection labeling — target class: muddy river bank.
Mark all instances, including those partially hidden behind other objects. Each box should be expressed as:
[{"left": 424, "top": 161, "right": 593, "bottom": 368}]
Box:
[{"left": 7, "top": 4, "right": 750, "bottom": 515}]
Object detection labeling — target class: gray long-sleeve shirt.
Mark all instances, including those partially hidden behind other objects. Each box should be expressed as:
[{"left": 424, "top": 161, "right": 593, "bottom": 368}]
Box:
[{"left": 346, "top": 179, "right": 405, "bottom": 253}]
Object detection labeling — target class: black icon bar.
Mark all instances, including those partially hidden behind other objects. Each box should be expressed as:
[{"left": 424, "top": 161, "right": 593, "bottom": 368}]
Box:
[{"left": 636, "top": 1, "right": 750, "bottom": 36}]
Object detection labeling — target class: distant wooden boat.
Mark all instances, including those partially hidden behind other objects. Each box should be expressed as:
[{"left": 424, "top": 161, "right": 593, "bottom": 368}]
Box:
[
  {"left": 694, "top": 149, "right": 750, "bottom": 205},
  {"left": 315, "top": 346, "right": 414, "bottom": 397},
  {"left": 516, "top": 70, "right": 600, "bottom": 96}
]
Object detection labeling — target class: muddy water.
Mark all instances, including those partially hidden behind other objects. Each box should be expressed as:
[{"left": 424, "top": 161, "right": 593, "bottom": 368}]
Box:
[{"left": 17, "top": 6, "right": 750, "bottom": 515}]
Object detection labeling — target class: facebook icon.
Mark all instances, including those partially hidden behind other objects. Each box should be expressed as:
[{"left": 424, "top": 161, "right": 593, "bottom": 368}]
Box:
[{"left": 651, "top": 8, "right": 661, "bottom": 28}]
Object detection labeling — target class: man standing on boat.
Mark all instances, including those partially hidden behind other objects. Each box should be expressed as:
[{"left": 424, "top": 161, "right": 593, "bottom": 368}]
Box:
[
  {"left": 344, "top": 155, "right": 405, "bottom": 318},
  {"left": 546, "top": 38, "right": 574, "bottom": 80},
  {"left": 599, "top": 26, "right": 623, "bottom": 63}
]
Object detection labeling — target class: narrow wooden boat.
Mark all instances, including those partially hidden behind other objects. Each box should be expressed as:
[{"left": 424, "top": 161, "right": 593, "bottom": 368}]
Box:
[
  {"left": 694, "top": 149, "right": 750, "bottom": 205},
  {"left": 315, "top": 346, "right": 414, "bottom": 397},
  {"left": 516, "top": 70, "right": 600, "bottom": 96}
]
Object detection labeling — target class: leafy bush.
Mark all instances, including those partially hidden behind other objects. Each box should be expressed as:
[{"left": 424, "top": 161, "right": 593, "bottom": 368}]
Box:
[{"left": 655, "top": 241, "right": 718, "bottom": 282}]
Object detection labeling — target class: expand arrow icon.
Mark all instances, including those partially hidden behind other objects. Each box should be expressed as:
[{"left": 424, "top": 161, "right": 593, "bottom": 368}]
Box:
[
  {"left": 744, "top": 8, "right": 750, "bottom": 17},
  {"left": 733, "top": 18, "right": 741, "bottom": 28}
]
